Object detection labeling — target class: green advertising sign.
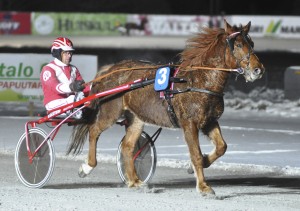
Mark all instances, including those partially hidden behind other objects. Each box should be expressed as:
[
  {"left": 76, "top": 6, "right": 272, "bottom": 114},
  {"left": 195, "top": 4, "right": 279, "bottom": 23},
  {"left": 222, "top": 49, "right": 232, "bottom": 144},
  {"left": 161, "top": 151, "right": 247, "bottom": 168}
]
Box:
[
  {"left": 32, "top": 12, "right": 127, "bottom": 36},
  {"left": 0, "top": 53, "right": 97, "bottom": 102}
]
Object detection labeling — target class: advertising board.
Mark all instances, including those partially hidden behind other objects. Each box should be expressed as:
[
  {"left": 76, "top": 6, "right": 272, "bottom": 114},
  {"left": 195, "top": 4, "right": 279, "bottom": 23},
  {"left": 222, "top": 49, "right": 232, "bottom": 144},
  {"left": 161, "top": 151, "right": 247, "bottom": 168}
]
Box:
[
  {"left": 32, "top": 12, "right": 127, "bottom": 36},
  {"left": 0, "top": 54, "right": 97, "bottom": 102},
  {"left": 0, "top": 12, "right": 30, "bottom": 34},
  {"left": 230, "top": 16, "right": 300, "bottom": 38}
]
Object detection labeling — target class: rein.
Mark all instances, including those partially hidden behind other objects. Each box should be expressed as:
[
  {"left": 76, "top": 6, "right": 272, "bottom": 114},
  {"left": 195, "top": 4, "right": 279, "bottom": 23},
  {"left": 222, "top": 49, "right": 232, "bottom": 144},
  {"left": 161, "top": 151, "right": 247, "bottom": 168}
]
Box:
[
  {"left": 85, "top": 65, "right": 243, "bottom": 85},
  {"left": 86, "top": 30, "right": 253, "bottom": 86}
]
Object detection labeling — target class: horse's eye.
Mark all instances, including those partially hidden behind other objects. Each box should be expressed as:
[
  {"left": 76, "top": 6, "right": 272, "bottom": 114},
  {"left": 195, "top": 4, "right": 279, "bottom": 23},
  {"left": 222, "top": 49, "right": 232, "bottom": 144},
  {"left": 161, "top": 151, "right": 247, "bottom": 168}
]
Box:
[{"left": 236, "top": 43, "right": 242, "bottom": 48}]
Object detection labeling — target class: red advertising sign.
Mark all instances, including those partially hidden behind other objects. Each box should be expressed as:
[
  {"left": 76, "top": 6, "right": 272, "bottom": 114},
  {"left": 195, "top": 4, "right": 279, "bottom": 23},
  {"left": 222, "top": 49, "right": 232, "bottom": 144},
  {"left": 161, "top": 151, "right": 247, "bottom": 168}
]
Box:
[{"left": 0, "top": 12, "right": 31, "bottom": 34}]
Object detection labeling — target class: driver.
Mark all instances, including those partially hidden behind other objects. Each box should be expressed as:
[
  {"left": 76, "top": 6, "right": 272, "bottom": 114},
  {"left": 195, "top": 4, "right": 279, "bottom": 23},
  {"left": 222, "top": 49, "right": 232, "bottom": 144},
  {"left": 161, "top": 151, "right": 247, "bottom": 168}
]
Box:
[{"left": 40, "top": 37, "right": 90, "bottom": 119}]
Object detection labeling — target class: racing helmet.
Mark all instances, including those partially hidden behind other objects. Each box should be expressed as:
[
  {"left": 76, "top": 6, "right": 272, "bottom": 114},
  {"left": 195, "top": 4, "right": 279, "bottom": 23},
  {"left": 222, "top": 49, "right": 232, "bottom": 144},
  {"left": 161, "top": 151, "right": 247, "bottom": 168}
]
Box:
[
  {"left": 51, "top": 37, "right": 74, "bottom": 60},
  {"left": 51, "top": 37, "right": 75, "bottom": 52}
]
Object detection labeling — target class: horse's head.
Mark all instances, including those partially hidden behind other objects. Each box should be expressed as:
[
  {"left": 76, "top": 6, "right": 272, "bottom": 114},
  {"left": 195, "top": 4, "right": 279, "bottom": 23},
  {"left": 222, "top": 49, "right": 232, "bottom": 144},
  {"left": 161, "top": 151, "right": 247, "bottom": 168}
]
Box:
[{"left": 224, "top": 19, "right": 265, "bottom": 82}]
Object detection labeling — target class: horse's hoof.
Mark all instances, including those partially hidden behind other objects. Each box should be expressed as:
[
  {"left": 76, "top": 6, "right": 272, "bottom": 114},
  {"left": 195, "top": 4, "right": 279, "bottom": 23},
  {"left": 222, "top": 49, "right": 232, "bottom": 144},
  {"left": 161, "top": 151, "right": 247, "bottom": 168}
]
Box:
[
  {"left": 78, "top": 163, "right": 94, "bottom": 178},
  {"left": 78, "top": 167, "right": 87, "bottom": 178},
  {"left": 201, "top": 187, "right": 216, "bottom": 196},
  {"left": 201, "top": 190, "right": 216, "bottom": 197},
  {"left": 197, "top": 183, "right": 216, "bottom": 196},
  {"left": 127, "top": 179, "right": 143, "bottom": 188},
  {"left": 201, "top": 191, "right": 217, "bottom": 199}
]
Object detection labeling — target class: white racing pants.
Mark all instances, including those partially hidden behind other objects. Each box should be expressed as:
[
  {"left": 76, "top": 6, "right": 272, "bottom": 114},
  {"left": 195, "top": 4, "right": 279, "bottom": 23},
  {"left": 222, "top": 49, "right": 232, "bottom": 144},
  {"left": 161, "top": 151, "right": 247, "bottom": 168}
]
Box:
[{"left": 45, "top": 92, "right": 85, "bottom": 119}]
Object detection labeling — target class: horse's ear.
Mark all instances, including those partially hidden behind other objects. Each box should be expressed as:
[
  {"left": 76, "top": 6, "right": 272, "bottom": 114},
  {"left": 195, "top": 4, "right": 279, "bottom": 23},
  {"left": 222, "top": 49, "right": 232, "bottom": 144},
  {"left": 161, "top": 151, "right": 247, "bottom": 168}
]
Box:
[
  {"left": 223, "top": 19, "right": 234, "bottom": 34},
  {"left": 243, "top": 21, "right": 251, "bottom": 34}
]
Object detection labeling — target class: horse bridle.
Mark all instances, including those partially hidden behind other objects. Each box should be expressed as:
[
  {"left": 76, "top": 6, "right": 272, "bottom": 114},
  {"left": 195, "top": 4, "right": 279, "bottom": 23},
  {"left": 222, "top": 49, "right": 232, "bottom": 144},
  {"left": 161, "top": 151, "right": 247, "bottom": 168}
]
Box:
[{"left": 225, "top": 31, "right": 254, "bottom": 75}]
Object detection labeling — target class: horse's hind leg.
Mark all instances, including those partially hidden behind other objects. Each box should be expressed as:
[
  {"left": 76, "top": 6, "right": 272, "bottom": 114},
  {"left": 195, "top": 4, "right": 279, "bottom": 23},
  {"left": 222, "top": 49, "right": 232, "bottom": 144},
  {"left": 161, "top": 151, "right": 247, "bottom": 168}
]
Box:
[
  {"left": 182, "top": 121, "right": 215, "bottom": 195},
  {"left": 202, "top": 121, "right": 227, "bottom": 168},
  {"left": 79, "top": 101, "right": 123, "bottom": 177},
  {"left": 78, "top": 123, "right": 104, "bottom": 178},
  {"left": 121, "top": 114, "right": 144, "bottom": 187}
]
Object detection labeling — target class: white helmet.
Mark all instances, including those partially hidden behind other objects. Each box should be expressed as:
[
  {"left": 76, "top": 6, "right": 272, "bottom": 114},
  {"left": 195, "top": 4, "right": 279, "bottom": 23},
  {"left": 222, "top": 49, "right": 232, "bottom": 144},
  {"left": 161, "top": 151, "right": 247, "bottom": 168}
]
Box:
[{"left": 51, "top": 37, "right": 75, "bottom": 52}]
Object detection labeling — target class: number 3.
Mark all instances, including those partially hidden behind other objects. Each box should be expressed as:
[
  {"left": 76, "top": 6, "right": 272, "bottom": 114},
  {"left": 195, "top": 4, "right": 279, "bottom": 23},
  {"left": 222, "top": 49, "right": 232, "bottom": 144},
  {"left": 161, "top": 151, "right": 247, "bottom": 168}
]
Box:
[{"left": 157, "top": 68, "right": 167, "bottom": 85}]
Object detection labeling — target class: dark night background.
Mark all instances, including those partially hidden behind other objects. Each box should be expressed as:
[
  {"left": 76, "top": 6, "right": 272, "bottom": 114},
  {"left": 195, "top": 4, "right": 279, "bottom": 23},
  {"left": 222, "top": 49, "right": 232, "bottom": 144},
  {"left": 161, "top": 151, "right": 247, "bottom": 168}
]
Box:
[{"left": 1, "top": 0, "right": 300, "bottom": 16}]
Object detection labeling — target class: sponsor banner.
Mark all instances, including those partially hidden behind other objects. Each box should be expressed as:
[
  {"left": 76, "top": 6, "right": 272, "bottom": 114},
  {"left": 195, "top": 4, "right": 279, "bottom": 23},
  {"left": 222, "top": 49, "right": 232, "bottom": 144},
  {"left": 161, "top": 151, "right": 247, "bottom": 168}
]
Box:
[
  {"left": 116, "top": 14, "right": 225, "bottom": 36},
  {"left": 0, "top": 54, "right": 97, "bottom": 102},
  {"left": 230, "top": 15, "right": 300, "bottom": 38},
  {"left": 131, "top": 15, "right": 300, "bottom": 38},
  {"left": 32, "top": 12, "right": 127, "bottom": 36},
  {"left": 0, "top": 12, "right": 31, "bottom": 34},
  {"left": 31, "top": 12, "right": 226, "bottom": 36}
]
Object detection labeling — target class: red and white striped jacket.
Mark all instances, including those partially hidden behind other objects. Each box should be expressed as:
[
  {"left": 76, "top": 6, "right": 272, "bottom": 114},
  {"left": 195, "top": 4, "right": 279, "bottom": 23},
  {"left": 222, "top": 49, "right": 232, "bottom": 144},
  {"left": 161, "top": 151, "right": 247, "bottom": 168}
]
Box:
[{"left": 40, "top": 58, "right": 90, "bottom": 106}]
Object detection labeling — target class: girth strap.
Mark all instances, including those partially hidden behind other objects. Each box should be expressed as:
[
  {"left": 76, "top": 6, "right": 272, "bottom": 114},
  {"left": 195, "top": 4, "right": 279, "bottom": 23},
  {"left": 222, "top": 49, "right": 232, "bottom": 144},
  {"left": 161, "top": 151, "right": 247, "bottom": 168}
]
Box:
[{"left": 164, "top": 91, "right": 180, "bottom": 128}]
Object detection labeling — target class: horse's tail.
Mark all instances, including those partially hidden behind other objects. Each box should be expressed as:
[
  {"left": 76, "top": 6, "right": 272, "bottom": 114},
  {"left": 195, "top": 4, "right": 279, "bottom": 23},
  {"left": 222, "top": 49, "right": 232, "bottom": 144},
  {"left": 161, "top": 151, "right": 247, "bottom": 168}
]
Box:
[
  {"left": 66, "top": 123, "right": 89, "bottom": 155},
  {"left": 66, "top": 102, "right": 98, "bottom": 155}
]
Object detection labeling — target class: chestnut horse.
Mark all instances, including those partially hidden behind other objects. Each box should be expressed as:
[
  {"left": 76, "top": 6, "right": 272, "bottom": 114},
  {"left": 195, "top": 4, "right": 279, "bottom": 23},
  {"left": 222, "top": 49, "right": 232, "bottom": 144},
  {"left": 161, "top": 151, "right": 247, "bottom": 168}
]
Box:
[{"left": 67, "top": 20, "right": 265, "bottom": 195}]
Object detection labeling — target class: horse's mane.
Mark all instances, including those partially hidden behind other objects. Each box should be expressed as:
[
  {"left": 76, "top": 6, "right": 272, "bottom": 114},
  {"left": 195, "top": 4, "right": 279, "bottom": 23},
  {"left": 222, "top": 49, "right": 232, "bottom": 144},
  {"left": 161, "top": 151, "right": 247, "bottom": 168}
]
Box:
[
  {"left": 180, "top": 23, "right": 247, "bottom": 69},
  {"left": 179, "top": 26, "right": 226, "bottom": 68}
]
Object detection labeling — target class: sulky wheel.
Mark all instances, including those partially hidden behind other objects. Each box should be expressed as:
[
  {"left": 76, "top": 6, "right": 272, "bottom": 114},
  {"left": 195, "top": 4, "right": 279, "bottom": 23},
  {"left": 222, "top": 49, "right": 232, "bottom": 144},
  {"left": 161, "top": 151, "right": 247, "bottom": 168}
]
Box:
[
  {"left": 15, "top": 127, "right": 55, "bottom": 188},
  {"left": 116, "top": 131, "right": 157, "bottom": 184}
]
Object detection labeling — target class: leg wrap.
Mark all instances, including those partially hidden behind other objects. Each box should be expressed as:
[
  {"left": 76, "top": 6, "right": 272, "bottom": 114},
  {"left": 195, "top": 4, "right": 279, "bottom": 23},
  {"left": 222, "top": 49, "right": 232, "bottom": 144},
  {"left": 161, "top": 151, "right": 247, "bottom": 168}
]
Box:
[
  {"left": 78, "top": 160, "right": 94, "bottom": 178},
  {"left": 81, "top": 162, "right": 94, "bottom": 175}
]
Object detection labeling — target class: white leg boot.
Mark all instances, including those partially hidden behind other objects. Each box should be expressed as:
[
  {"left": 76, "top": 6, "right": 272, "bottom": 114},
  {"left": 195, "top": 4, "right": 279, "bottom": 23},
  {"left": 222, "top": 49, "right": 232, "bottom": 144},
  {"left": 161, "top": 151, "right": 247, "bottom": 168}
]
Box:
[{"left": 78, "top": 159, "right": 94, "bottom": 178}]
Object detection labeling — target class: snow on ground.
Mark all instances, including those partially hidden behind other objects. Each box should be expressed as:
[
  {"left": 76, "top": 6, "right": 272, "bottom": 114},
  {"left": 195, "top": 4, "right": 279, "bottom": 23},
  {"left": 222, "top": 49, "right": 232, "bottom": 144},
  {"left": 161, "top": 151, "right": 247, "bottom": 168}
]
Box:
[{"left": 224, "top": 87, "right": 300, "bottom": 118}]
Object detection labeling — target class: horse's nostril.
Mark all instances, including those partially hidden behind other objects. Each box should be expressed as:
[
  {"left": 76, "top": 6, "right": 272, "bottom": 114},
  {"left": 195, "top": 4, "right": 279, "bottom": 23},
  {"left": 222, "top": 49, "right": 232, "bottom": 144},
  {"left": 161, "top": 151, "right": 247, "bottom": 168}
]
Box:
[{"left": 254, "top": 68, "right": 261, "bottom": 75}]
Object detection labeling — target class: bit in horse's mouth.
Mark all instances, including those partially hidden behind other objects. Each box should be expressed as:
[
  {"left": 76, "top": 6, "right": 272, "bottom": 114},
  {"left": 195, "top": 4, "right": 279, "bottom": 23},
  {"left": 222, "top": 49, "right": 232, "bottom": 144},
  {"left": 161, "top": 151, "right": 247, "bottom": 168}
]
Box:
[{"left": 237, "top": 68, "right": 244, "bottom": 74}]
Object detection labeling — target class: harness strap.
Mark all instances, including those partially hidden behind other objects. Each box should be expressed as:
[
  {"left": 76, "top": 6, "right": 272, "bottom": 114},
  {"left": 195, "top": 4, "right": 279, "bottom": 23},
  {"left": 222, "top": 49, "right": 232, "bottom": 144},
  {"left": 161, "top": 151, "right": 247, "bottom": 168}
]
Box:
[
  {"left": 164, "top": 92, "right": 180, "bottom": 128},
  {"left": 188, "top": 88, "right": 224, "bottom": 97},
  {"left": 161, "top": 65, "right": 224, "bottom": 127},
  {"left": 163, "top": 87, "right": 223, "bottom": 128},
  {"left": 165, "top": 88, "right": 223, "bottom": 97}
]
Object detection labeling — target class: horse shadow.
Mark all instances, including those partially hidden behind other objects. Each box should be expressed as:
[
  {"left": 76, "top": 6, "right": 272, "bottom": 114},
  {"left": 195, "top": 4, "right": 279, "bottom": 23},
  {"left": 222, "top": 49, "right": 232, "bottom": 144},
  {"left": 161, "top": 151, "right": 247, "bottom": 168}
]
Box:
[
  {"left": 208, "top": 176, "right": 300, "bottom": 190},
  {"left": 158, "top": 175, "right": 300, "bottom": 199},
  {"left": 45, "top": 174, "right": 300, "bottom": 198},
  {"left": 45, "top": 182, "right": 126, "bottom": 190}
]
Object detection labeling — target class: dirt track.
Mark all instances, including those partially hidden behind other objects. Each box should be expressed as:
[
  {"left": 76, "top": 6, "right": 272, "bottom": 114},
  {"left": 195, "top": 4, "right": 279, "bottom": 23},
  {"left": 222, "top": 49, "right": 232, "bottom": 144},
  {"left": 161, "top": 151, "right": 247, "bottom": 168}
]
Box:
[{"left": 1, "top": 153, "right": 300, "bottom": 210}]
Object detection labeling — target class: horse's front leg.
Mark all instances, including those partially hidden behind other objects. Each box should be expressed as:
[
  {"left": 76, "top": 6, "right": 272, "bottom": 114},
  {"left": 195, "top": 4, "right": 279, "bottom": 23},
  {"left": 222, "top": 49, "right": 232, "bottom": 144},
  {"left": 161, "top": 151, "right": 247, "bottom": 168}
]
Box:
[
  {"left": 78, "top": 126, "right": 101, "bottom": 178},
  {"left": 182, "top": 121, "right": 215, "bottom": 195},
  {"left": 202, "top": 121, "right": 227, "bottom": 168}
]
